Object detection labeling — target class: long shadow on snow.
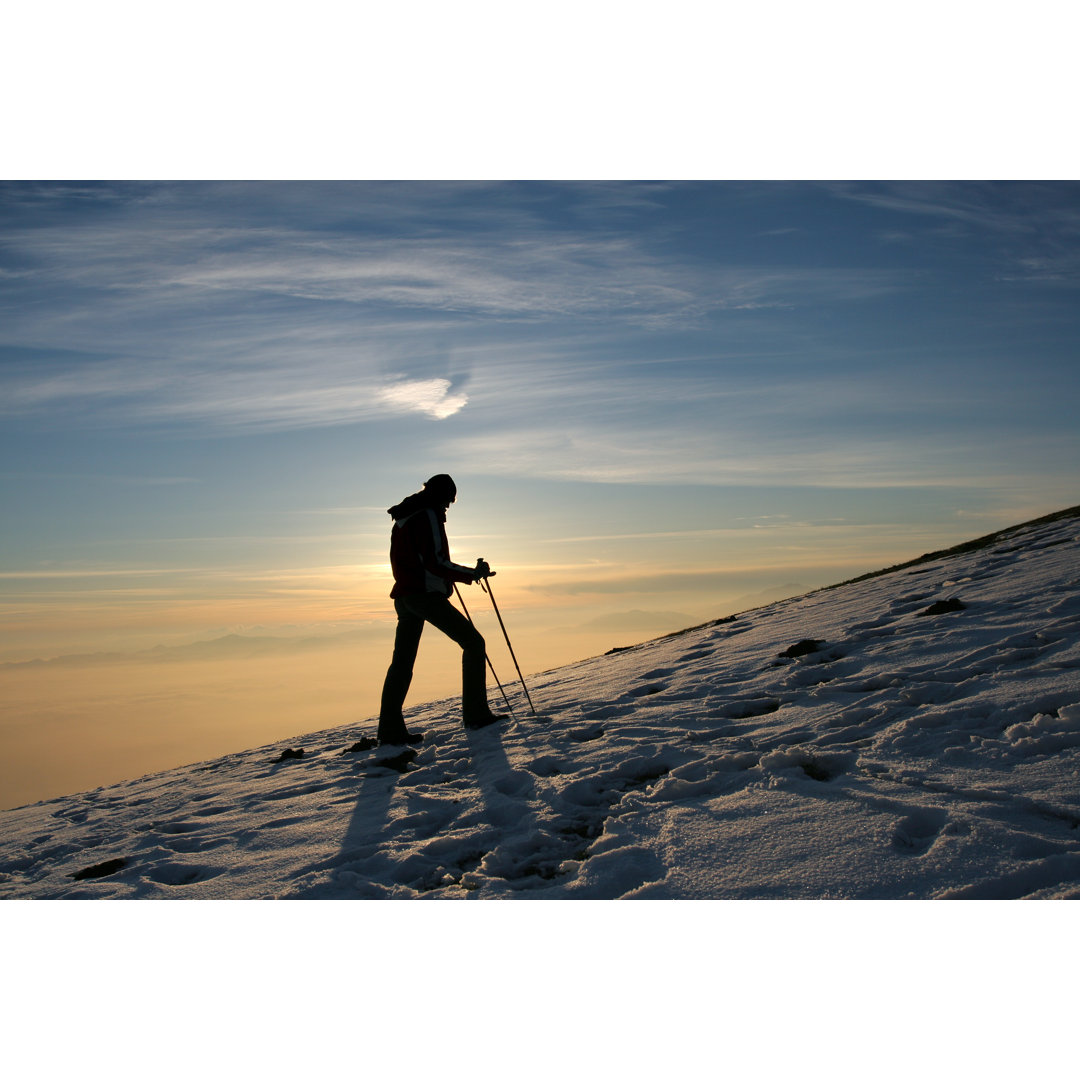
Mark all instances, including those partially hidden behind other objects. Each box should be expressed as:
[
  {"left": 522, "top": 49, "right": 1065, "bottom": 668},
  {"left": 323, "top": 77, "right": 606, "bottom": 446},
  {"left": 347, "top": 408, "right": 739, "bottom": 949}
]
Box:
[
  {"left": 282, "top": 754, "right": 403, "bottom": 897},
  {"left": 466, "top": 725, "right": 619, "bottom": 889}
]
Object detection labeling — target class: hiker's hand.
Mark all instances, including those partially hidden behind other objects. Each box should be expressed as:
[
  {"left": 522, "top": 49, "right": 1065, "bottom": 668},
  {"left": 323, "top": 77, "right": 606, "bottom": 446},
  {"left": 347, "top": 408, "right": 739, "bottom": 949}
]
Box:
[{"left": 474, "top": 559, "right": 493, "bottom": 580}]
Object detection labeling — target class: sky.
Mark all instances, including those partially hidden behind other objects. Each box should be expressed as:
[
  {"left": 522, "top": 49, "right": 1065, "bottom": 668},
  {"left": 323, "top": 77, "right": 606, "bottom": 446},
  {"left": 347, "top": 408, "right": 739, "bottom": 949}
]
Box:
[
  {"left": 4, "top": 7, "right": 1076, "bottom": 1059},
  {"left": 2, "top": 180, "right": 1079, "bottom": 804}
]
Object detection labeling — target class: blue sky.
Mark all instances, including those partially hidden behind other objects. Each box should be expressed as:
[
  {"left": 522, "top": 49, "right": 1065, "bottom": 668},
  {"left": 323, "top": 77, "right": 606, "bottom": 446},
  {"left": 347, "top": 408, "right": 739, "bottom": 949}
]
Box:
[{"left": 2, "top": 180, "right": 1079, "bottom": 666}]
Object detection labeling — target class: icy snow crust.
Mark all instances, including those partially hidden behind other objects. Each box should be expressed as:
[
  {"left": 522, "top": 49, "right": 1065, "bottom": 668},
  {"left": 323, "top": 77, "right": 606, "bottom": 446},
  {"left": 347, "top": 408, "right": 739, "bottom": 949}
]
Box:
[{"left": 3, "top": 512, "right": 1080, "bottom": 900}]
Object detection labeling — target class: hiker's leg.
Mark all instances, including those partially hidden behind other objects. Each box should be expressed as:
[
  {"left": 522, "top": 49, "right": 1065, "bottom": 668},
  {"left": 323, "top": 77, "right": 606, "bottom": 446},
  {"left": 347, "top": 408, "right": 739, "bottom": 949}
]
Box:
[
  {"left": 403, "top": 592, "right": 489, "bottom": 720},
  {"left": 378, "top": 599, "right": 424, "bottom": 742}
]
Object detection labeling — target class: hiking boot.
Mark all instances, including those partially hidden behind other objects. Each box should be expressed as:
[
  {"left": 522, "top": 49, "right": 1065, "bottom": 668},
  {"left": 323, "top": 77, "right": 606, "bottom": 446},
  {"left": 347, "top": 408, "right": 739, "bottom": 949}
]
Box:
[
  {"left": 378, "top": 730, "right": 424, "bottom": 747},
  {"left": 464, "top": 712, "right": 505, "bottom": 731}
]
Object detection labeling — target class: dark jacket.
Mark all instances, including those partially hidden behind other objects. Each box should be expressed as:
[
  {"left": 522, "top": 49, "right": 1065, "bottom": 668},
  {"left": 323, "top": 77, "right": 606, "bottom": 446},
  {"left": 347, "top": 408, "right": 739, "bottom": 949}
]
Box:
[{"left": 387, "top": 493, "right": 476, "bottom": 599}]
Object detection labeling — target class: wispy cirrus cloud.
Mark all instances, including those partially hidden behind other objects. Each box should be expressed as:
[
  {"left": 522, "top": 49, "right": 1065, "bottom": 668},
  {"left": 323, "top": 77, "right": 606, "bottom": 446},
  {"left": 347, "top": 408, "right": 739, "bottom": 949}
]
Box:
[
  {"left": 0, "top": 221, "right": 803, "bottom": 327},
  {"left": 824, "top": 181, "right": 1080, "bottom": 283},
  {"left": 1, "top": 182, "right": 917, "bottom": 327},
  {"left": 0, "top": 187, "right": 911, "bottom": 434},
  {"left": 446, "top": 411, "right": 1077, "bottom": 491}
]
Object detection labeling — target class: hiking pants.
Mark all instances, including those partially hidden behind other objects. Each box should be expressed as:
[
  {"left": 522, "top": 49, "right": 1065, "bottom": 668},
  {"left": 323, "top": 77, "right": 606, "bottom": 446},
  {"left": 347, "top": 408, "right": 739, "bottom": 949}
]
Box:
[{"left": 378, "top": 591, "right": 487, "bottom": 741}]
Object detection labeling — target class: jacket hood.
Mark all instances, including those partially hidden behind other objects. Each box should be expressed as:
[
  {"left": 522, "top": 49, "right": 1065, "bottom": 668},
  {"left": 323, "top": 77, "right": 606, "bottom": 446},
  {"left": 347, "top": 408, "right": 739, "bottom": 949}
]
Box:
[{"left": 387, "top": 489, "right": 443, "bottom": 522}]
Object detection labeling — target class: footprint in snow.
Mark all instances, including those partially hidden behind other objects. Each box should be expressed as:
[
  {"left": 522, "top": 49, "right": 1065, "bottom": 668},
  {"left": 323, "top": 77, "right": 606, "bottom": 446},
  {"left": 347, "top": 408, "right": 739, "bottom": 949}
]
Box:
[
  {"left": 917, "top": 598, "right": 966, "bottom": 617},
  {"left": 525, "top": 755, "right": 569, "bottom": 777},
  {"left": 891, "top": 808, "right": 949, "bottom": 855},
  {"left": 493, "top": 770, "right": 535, "bottom": 798},
  {"left": 398, "top": 801, "right": 459, "bottom": 839},
  {"left": 152, "top": 819, "right": 204, "bottom": 835},
  {"left": 680, "top": 649, "right": 712, "bottom": 662},
  {"left": 146, "top": 861, "right": 225, "bottom": 886},
  {"left": 567, "top": 724, "right": 606, "bottom": 743},
  {"left": 629, "top": 683, "right": 667, "bottom": 697},
  {"left": 797, "top": 755, "right": 848, "bottom": 782},
  {"left": 757, "top": 747, "right": 852, "bottom": 783},
  {"left": 721, "top": 698, "right": 782, "bottom": 720}
]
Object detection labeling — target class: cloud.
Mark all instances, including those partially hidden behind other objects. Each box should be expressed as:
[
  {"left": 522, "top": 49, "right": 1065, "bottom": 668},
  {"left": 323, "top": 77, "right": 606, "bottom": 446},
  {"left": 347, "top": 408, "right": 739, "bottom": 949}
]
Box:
[
  {"left": 0, "top": 182, "right": 926, "bottom": 437},
  {"left": 823, "top": 182, "right": 1080, "bottom": 283},
  {"left": 377, "top": 378, "right": 468, "bottom": 419},
  {"left": 824, "top": 181, "right": 1003, "bottom": 227},
  {"left": 3, "top": 182, "right": 1075, "bottom": 466},
  {"left": 0, "top": 351, "right": 470, "bottom": 431},
  {"left": 445, "top": 416, "right": 1042, "bottom": 490},
  {"left": 0, "top": 186, "right": 909, "bottom": 339},
  {"left": 0, "top": 214, "right": 721, "bottom": 326}
]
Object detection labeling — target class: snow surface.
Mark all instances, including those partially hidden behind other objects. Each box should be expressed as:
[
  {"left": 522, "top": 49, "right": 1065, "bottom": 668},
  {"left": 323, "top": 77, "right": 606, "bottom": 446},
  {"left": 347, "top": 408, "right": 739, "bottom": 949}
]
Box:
[{"left": 3, "top": 510, "right": 1080, "bottom": 900}]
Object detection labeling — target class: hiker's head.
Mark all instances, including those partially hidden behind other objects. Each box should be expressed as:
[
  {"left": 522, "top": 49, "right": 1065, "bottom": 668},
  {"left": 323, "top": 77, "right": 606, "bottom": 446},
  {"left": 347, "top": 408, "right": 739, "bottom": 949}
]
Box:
[{"left": 424, "top": 474, "right": 457, "bottom": 508}]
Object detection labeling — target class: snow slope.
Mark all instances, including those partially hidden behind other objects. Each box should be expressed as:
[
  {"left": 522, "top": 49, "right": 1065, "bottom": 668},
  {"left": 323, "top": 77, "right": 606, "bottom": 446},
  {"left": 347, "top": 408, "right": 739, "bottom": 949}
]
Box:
[{"left": 3, "top": 508, "right": 1079, "bottom": 900}]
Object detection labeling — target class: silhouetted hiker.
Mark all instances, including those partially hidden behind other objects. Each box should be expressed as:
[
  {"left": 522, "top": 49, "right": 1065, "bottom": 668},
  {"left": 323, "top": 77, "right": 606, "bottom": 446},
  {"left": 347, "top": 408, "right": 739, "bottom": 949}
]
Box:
[{"left": 378, "top": 474, "right": 505, "bottom": 746}]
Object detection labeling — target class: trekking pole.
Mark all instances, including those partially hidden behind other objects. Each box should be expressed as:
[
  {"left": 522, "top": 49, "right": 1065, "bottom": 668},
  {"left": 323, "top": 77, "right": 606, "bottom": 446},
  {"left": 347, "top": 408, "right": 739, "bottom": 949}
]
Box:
[
  {"left": 453, "top": 583, "right": 515, "bottom": 717},
  {"left": 479, "top": 574, "right": 537, "bottom": 716}
]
